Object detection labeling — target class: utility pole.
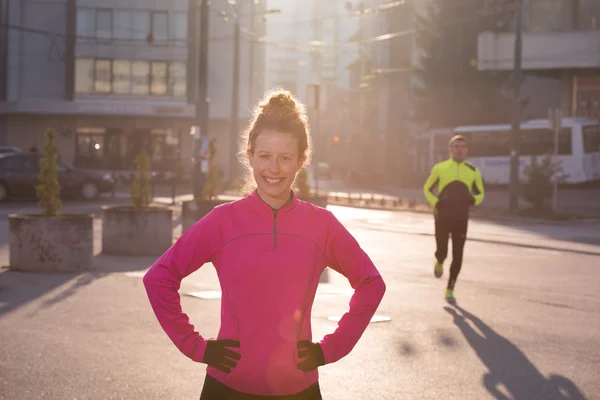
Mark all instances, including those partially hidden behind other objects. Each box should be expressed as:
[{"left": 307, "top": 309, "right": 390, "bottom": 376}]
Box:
[
  {"left": 509, "top": 0, "right": 524, "bottom": 211},
  {"left": 229, "top": 19, "right": 241, "bottom": 182},
  {"left": 193, "top": 0, "right": 210, "bottom": 201},
  {"left": 227, "top": 6, "right": 280, "bottom": 182}
]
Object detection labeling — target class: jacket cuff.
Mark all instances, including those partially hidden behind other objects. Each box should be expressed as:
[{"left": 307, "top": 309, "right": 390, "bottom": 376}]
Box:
[{"left": 193, "top": 338, "right": 209, "bottom": 363}]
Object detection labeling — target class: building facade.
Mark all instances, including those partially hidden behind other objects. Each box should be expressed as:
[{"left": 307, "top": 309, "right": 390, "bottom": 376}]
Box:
[
  {"left": 0, "top": 0, "right": 266, "bottom": 181},
  {"left": 477, "top": 0, "right": 600, "bottom": 120}
]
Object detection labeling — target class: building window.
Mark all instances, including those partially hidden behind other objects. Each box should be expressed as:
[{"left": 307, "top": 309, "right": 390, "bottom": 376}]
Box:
[
  {"left": 132, "top": 61, "right": 150, "bottom": 95},
  {"left": 169, "top": 62, "right": 187, "bottom": 97},
  {"left": 113, "top": 60, "right": 131, "bottom": 94},
  {"left": 151, "top": 61, "right": 168, "bottom": 95},
  {"left": 151, "top": 11, "right": 168, "bottom": 42},
  {"left": 94, "top": 59, "right": 112, "bottom": 93},
  {"left": 169, "top": 12, "right": 187, "bottom": 43},
  {"left": 75, "top": 58, "right": 94, "bottom": 93},
  {"left": 132, "top": 10, "right": 151, "bottom": 40},
  {"left": 528, "top": 0, "right": 566, "bottom": 32},
  {"left": 76, "top": 8, "right": 95, "bottom": 42},
  {"left": 74, "top": 58, "right": 186, "bottom": 97},
  {"left": 96, "top": 9, "right": 112, "bottom": 41},
  {"left": 76, "top": 8, "right": 186, "bottom": 44},
  {"left": 113, "top": 10, "right": 132, "bottom": 40}
]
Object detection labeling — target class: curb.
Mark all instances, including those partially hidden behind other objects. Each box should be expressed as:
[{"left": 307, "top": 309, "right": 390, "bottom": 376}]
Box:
[
  {"left": 142, "top": 191, "right": 600, "bottom": 225},
  {"left": 351, "top": 222, "right": 600, "bottom": 256}
]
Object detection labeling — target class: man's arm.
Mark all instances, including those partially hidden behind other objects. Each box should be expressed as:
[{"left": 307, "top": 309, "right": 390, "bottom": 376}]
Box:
[
  {"left": 472, "top": 169, "right": 485, "bottom": 206},
  {"left": 423, "top": 164, "right": 440, "bottom": 208}
]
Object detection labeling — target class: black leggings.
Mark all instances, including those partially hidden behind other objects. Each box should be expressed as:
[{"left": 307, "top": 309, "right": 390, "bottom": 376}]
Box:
[
  {"left": 434, "top": 218, "right": 468, "bottom": 290},
  {"left": 199, "top": 374, "right": 323, "bottom": 400}
]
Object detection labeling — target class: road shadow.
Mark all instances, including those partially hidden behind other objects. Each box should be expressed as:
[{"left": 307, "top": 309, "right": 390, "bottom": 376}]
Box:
[
  {"left": 0, "top": 269, "right": 95, "bottom": 318},
  {"left": 444, "top": 305, "right": 588, "bottom": 400},
  {"left": 0, "top": 252, "right": 155, "bottom": 318}
]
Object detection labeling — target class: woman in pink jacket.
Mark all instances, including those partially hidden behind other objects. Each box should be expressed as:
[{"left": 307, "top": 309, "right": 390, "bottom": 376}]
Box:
[{"left": 143, "top": 90, "right": 386, "bottom": 399}]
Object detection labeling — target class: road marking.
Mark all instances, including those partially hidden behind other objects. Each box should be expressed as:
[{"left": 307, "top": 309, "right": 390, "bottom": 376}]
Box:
[
  {"left": 327, "top": 315, "right": 391, "bottom": 323},
  {"left": 185, "top": 290, "right": 222, "bottom": 300}
]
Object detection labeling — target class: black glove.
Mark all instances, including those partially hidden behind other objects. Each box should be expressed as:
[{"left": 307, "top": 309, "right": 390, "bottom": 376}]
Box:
[
  {"left": 202, "top": 339, "right": 241, "bottom": 373},
  {"left": 296, "top": 341, "right": 325, "bottom": 372}
]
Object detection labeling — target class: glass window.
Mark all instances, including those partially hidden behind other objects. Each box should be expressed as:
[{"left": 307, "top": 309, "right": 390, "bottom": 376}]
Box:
[
  {"left": 579, "top": 0, "right": 600, "bottom": 30},
  {"left": 113, "top": 60, "right": 131, "bottom": 94},
  {"left": 132, "top": 11, "right": 151, "bottom": 41},
  {"left": 75, "top": 58, "right": 94, "bottom": 93},
  {"left": 113, "top": 10, "right": 132, "bottom": 40},
  {"left": 76, "top": 134, "right": 105, "bottom": 169},
  {"left": 94, "top": 59, "right": 112, "bottom": 93},
  {"left": 76, "top": 8, "right": 95, "bottom": 42},
  {"left": 2, "top": 155, "right": 36, "bottom": 171},
  {"left": 151, "top": 61, "right": 168, "bottom": 95},
  {"left": 529, "top": 0, "right": 566, "bottom": 33},
  {"left": 583, "top": 125, "right": 600, "bottom": 153},
  {"left": 169, "top": 12, "right": 187, "bottom": 42},
  {"left": 168, "top": 62, "right": 186, "bottom": 97},
  {"left": 152, "top": 11, "right": 168, "bottom": 42},
  {"left": 132, "top": 61, "right": 150, "bottom": 95},
  {"left": 96, "top": 9, "right": 112, "bottom": 40}
]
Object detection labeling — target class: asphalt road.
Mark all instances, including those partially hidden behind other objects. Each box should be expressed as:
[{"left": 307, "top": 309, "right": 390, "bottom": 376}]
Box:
[{"left": 0, "top": 204, "right": 598, "bottom": 400}]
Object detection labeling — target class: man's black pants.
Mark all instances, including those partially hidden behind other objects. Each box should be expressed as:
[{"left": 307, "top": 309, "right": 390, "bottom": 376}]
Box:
[{"left": 434, "top": 217, "right": 468, "bottom": 290}]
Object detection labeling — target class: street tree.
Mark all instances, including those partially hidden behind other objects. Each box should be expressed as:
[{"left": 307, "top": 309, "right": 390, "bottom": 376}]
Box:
[{"left": 413, "top": 0, "right": 525, "bottom": 128}]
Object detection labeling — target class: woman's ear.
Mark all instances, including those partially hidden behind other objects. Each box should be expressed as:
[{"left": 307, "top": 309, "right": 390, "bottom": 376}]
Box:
[
  {"left": 247, "top": 149, "right": 254, "bottom": 165},
  {"left": 297, "top": 155, "right": 307, "bottom": 172}
]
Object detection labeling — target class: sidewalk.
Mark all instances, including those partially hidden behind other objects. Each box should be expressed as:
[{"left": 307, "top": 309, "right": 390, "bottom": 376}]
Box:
[{"left": 106, "top": 187, "right": 600, "bottom": 255}]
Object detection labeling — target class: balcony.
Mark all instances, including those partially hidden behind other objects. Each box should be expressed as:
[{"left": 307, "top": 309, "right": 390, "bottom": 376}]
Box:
[{"left": 477, "top": 29, "right": 600, "bottom": 71}]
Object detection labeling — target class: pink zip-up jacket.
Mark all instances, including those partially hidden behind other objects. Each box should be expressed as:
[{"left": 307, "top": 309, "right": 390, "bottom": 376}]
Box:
[{"left": 143, "top": 190, "right": 386, "bottom": 396}]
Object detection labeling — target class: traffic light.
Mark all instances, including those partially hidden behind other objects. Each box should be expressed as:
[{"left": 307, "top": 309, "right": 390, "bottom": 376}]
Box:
[{"left": 332, "top": 135, "right": 340, "bottom": 143}]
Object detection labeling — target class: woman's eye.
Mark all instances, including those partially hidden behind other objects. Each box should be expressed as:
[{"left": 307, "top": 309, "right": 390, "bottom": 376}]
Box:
[{"left": 260, "top": 155, "right": 270, "bottom": 159}]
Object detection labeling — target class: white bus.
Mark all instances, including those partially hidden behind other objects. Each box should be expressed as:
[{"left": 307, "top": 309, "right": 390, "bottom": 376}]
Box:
[{"left": 415, "top": 117, "right": 600, "bottom": 185}]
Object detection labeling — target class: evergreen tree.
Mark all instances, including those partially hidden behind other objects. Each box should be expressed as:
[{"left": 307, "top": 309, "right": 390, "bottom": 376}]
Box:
[
  {"left": 36, "top": 128, "right": 62, "bottom": 216},
  {"left": 413, "top": 0, "right": 522, "bottom": 128}
]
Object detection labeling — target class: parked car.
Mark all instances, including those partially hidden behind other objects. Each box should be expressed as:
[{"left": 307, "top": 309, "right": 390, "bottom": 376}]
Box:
[
  {"left": 0, "top": 152, "right": 115, "bottom": 202},
  {"left": 0, "top": 146, "right": 24, "bottom": 154}
]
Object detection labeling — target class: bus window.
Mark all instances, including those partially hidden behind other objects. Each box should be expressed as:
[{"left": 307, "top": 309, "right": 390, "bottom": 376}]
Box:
[
  {"left": 520, "top": 128, "right": 571, "bottom": 156},
  {"left": 583, "top": 125, "right": 600, "bottom": 153}
]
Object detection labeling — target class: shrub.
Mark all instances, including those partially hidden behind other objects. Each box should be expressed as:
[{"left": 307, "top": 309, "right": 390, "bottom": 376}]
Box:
[
  {"left": 202, "top": 138, "right": 221, "bottom": 200},
  {"left": 36, "top": 128, "right": 62, "bottom": 216},
  {"left": 521, "top": 155, "right": 566, "bottom": 210},
  {"left": 131, "top": 149, "right": 152, "bottom": 209}
]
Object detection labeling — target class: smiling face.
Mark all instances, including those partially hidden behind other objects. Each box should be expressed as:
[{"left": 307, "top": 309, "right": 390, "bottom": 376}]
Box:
[{"left": 248, "top": 129, "right": 306, "bottom": 209}]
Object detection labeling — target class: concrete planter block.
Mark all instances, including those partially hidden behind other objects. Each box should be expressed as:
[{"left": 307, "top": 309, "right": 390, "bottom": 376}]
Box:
[
  {"left": 9, "top": 213, "right": 94, "bottom": 272},
  {"left": 182, "top": 199, "right": 230, "bottom": 233},
  {"left": 102, "top": 206, "right": 173, "bottom": 256},
  {"left": 300, "top": 195, "right": 329, "bottom": 209}
]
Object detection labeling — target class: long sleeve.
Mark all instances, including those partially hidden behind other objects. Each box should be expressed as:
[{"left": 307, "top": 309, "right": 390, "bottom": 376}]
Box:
[
  {"left": 142, "top": 207, "right": 223, "bottom": 363},
  {"left": 423, "top": 164, "right": 440, "bottom": 208},
  {"left": 319, "top": 211, "right": 386, "bottom": 364},
  {"left": 472, "top": 169, "right": 485, "bottom": 206}
]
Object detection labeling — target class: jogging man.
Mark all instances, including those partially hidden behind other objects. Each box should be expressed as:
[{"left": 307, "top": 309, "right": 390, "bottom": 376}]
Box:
[{"left": 423, "top": 135, "right": 485, "bottom": 303}]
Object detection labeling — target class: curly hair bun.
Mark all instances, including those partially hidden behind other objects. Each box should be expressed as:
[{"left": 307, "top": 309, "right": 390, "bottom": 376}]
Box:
[{"left": 259, "top": 91, "right": 302, "bottom": 116}]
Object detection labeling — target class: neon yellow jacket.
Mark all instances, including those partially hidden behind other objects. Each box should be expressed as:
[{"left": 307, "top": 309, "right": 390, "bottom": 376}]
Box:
[{"left": 423, "top": 158, "right": 485, "bottom": 219}]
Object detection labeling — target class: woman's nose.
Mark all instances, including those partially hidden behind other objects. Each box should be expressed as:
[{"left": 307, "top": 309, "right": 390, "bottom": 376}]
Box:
[{"left": 269, "top": 158, "right": 280, "bottom": 172}]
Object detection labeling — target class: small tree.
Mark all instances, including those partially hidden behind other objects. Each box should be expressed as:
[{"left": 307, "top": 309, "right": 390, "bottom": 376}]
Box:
[
  {"left": 36, "top": 128, "right": 62, "bottom": 216},
  {"left": 202, "top": 138, "right": 221, "bottom": 200},
  {"left": 130, "top": 149, "right": 152, "bottom": 209},
  {"left": 521, "top": 155, "right": 565, "bottom": 210},
  {"left": 295, "top": 167, "right": 311, "bottom": 199}
]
